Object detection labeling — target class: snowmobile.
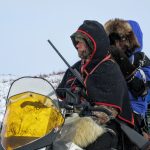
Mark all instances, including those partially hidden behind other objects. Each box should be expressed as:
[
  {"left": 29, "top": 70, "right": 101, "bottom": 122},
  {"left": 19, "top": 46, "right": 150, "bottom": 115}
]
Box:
[
  {"left": 1, "top": 76, "right": 150, "bottom": 150},
  {"left": 0, "top": 76, "right": 84, "bottom": 150}
]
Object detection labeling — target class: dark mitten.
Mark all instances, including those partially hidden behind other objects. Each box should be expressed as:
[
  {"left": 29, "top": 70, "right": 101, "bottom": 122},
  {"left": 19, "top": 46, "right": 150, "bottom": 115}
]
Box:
[
  {"left": 132, "top": 52, "right": 150, "bottom": 67},
  {"left": 65, "top": 89, "right": 80, "bottom": 105},
  {"left": 127, "top": 76, "right": 147, "bottom": 98},
  {"left": 132, "top": 52, "right": 145, "bottom": 68},
  {"left": 109, "top": 46, "right": 136, "bottom": 78}
]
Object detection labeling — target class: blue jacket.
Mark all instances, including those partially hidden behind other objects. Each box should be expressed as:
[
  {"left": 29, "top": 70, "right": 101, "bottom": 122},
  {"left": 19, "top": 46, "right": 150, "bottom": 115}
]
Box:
[{"left": 128, "top": 20, "right": 150, "bottom": 116}]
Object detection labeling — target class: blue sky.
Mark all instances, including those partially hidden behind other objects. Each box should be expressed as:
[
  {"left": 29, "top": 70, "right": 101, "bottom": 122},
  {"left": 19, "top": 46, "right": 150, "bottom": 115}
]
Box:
[{"left": 0, "top": 0, "right": 150, "bottom": 75}]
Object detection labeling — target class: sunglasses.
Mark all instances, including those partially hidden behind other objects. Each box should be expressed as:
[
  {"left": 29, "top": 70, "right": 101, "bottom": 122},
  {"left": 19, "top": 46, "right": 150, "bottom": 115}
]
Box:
[{"left": 109, "top": 33, "right": 129, "bottom": 44}]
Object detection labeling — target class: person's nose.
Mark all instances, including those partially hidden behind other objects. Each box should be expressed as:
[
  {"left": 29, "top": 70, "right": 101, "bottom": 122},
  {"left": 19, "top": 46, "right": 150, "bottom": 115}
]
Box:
[
  {"left": 76, "top": 42, "right": 82, "bottom": 51},
  {"left": 76, "top": 42, "right": 80, "bottom": 48}
]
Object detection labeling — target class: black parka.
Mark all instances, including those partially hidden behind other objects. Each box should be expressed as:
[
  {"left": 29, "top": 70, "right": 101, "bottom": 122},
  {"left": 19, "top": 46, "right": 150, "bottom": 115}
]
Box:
[
  {"left": 71, "top": 20, "right": 134, "bottom": 126},
  {"left": 56, "top": 20, "right": 136, "bottom": 150}
]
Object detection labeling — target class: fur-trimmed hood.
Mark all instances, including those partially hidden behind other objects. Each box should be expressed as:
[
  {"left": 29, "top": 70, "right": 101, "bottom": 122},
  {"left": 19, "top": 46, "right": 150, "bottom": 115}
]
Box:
[
  {"left": 104, "top": 18, "right": 142, "bottom": 53},
  {"left": 71, "top": 20, "right": 110, "bottom": 74}
]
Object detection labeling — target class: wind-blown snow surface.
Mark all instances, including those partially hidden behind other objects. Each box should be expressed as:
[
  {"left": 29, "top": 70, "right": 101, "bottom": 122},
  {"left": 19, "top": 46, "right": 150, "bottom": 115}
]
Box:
[{"left": 0, "top": 73, "right": 64, "bottom": 124}]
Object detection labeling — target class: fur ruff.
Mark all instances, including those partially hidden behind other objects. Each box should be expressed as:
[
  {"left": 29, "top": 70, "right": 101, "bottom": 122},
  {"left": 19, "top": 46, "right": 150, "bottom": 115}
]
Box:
[
  {"left": 104, "top": 18, "right": 140, "bottom": 51},
  {"left": 72, "top": 117, "right": 106, "bottom": 148},
  {"left": 104, "top": 18, "right": 132, "bottom": 36}
]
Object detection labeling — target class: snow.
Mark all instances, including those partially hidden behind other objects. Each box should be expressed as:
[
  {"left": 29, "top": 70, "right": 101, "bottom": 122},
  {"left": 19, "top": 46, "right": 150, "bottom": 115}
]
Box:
[
  {"left": 0, "top": 73, "right": 64, "bottom": 123},
  {"left": 0, "top": 74, "right": 19, "bottom": 122}
]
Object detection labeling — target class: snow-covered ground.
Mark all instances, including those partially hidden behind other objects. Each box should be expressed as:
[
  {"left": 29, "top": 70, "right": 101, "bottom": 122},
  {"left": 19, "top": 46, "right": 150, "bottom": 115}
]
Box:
[
  {"left": 0, "top": 73, "right": 64, "bottom": 123},
  {"left": 0, "top": 74, "right": 19, "bottom": 122}
]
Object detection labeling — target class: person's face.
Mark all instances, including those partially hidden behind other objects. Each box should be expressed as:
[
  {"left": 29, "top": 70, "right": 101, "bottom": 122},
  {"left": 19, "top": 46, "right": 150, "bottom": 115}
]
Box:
[
  {"left": 75, "top": 38, "right": 91, "bottom": 59},
  {"left": 115, "top": 38, "right": 130, "bottom": 53},
  {"left": 110, "top": 33, "right": 131, "bottom": 54}
]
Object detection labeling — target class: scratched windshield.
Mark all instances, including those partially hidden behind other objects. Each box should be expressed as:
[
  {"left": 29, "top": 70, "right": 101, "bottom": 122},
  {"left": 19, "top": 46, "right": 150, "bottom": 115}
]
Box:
[{"left": 1, "top": 77, "right": 64, "bottom": 150}]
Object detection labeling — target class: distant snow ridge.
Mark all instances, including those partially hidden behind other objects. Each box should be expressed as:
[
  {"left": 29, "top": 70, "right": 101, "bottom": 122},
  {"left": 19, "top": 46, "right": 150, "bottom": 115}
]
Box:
[
  {"left": 0, "top": 73, "right": 64, "bottom": 123},
  {"left": 40, "top": 72, "right": 64, "bottom": 88}
]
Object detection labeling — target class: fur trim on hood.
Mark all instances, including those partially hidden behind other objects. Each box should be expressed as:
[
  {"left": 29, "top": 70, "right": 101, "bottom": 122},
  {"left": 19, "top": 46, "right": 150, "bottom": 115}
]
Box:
[{"left": 71, "top": 20, "right": 110, "bottom": 65}]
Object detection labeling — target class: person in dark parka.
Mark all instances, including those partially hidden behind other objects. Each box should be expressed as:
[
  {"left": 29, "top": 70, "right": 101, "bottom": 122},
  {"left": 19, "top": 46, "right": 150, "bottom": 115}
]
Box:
[
  {"left": 104, "top": 19, "right": 150, "bottom": 138},
  {"left": 56, "top": 20, "right": 136, "bottom": 150}
]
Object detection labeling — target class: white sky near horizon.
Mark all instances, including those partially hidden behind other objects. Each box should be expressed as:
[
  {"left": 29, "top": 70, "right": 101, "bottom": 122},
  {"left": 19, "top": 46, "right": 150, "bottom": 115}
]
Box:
[{"left": 0, "top": 0, "right": 150, "bottom": 76}]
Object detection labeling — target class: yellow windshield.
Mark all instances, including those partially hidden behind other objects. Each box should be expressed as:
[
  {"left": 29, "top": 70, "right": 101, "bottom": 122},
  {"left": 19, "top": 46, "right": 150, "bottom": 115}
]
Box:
[{"left": 1, "top": 92, "right": 64, "bottom": 150}]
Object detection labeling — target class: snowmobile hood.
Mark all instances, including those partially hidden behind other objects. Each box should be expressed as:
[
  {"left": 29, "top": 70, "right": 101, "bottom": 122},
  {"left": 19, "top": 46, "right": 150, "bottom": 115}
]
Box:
[
  {"left": 71, "top": 20, "right": 110, "bottom": 63},
  {"left": 128, "top": 20, "right": 143, "bottom": 52}
]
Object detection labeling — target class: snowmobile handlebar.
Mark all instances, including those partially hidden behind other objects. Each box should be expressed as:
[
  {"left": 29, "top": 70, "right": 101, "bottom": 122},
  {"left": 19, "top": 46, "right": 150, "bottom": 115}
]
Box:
[{"left": 57, "top": 88, "right": 113, "bottom": 118}]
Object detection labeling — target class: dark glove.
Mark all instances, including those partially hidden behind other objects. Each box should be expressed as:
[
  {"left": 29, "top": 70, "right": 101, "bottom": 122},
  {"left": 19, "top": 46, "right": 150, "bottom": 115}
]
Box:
[
  {"left": 132, "top": 52, "right": 145, "bottom": 68},
  {"left": 127, "top": 76, "right": 147, "bottom": 98},
  {"left": 110, "top": 46, "right": 136, "bottom": 78},
  {"left": 65, "top": 88, "right": 80, "bottom": 105},
  {"left": 132, "top": 52, "right": 150, "bottom": 68}
]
